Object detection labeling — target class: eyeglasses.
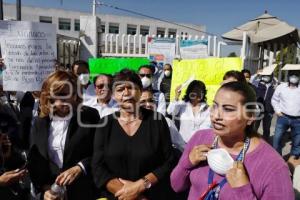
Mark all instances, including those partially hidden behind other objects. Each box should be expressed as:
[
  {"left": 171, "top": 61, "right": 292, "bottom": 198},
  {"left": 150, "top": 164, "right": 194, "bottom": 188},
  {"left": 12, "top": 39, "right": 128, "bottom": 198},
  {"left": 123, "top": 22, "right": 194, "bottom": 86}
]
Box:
[{"left": 139, "top": 74, "right": 152, "bottom": 78}]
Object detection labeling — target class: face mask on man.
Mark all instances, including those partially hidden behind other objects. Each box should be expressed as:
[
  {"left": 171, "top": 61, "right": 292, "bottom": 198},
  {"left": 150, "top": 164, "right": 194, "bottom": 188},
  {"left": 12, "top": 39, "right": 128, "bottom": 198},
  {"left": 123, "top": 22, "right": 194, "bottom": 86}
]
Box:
[
  {"left": 289, "top": 75, "right": 299, "bottom": 85},
  {"left": 207, "top": 148, "right": 234, "bottom": 175},
  {"left": 164, "top": 70, "right": 171, "bottom": 77},
  {"left": 78, "top": 74, "right": 90, "bottom": 85},
  {"left": 141, "top": 77, "right": 152, "bottom": 89},
  {"left": 261, "top": 76, "right": 272, "bottom": 83}
]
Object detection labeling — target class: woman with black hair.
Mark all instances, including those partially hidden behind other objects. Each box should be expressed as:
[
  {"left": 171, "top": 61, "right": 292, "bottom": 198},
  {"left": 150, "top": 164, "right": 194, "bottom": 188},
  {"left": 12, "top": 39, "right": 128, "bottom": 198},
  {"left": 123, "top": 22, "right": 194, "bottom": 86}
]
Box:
[
  {"left": 171, "top": 81, "right": 294, "bottom": 200},
  {"left": 167, "top": 80, "right": 211, "bottom": 143},
  {"left": 92, "top": 69, "right": 176, "bottom": 199}
]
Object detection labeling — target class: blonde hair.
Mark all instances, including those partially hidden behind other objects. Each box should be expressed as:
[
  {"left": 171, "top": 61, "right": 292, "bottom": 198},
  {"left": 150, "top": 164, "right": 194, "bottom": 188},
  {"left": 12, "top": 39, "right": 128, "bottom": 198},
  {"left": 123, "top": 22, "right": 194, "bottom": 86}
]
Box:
[{"left": 39, "top": 70, "right": 80, "bottom": 117}]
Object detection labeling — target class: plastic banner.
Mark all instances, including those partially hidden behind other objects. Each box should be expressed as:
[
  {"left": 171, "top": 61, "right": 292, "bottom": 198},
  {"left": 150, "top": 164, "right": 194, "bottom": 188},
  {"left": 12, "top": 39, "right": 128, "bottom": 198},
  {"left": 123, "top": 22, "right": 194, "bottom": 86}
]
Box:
[
  {"left": 88, "top": 57, "right": 150, "bottom": 79},
  {"left": 180, "top": 39, "right": 208, "bottom": 59},
  {"left": 148, "top": 37, "right": 176, "bottom": 66},
  {"left": 170, "top": 57, "right": 242, "bottom": 104}
]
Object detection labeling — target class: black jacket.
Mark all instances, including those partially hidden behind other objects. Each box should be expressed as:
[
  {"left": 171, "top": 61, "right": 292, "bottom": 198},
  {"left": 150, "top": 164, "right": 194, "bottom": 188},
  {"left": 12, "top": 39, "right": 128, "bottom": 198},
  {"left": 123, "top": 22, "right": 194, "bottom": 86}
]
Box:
[
  {"left": 28, "top": 106, "right": 100, "bottom": 200},
  {"left": 255, "top": 82, "right": 275, "bottom": 114}
]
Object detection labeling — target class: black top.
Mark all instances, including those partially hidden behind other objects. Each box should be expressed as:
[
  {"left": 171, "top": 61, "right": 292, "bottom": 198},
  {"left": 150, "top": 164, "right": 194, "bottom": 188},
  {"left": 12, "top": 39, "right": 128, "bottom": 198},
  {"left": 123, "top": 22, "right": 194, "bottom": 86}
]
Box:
[
  {"left": 160, "top": 76, "right": 172, "bottom": 103},
  {"left": 92, "top": 108, "right": 176, "bottom": 199},
  {"left": 255, "top": 82, "right": 275, "bottom": 114}
]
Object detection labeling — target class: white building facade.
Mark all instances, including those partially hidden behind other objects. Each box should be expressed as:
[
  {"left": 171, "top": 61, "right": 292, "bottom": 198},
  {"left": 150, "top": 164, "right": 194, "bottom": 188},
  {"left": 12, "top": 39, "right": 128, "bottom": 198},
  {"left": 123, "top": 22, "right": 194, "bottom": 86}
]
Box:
[{"left": 3, "top": 3, "right": 206, "bottom": 40}]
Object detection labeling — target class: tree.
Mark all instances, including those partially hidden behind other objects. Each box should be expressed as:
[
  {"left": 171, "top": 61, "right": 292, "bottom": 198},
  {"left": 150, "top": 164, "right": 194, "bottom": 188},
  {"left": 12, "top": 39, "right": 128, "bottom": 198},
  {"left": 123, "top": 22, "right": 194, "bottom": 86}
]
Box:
[{"left": 227, "top": 52, "right": 237, "bottom": 57}]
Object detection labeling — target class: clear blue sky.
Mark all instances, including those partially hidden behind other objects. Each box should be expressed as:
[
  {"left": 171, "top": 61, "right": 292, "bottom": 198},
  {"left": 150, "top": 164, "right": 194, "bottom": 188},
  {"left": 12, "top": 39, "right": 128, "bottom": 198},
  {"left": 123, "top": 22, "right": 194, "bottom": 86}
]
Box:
[{"left": 4, "top": 0, "right": 300, "bottom": 56}]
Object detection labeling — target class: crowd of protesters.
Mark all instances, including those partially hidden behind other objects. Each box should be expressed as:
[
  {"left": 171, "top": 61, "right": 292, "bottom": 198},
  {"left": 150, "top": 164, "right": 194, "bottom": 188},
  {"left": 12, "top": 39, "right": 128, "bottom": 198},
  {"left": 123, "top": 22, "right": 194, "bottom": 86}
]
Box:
[{"left": 0, "top": 58, "right": 299, "bottom": 199}]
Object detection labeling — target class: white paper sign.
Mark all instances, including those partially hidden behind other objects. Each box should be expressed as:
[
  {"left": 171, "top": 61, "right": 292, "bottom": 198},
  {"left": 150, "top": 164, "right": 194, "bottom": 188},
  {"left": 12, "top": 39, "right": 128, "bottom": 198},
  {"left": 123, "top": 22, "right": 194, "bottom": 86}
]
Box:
[
  {"left": 148, "top": 38, "right": 176, "bottom": 64},
  {"left": 0, "top": 21, "right": 56, "bottom": 91}
]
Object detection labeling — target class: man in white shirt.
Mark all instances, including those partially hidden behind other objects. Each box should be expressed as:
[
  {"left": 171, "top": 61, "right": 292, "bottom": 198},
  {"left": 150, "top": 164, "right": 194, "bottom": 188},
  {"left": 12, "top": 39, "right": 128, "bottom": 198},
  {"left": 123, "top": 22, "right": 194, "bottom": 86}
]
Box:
[
  {"left": 83, "top": 74, "right": 118, "bottom": 118},
  {"left": 272, "top": 73, "right": 300, "bottom": 162}
]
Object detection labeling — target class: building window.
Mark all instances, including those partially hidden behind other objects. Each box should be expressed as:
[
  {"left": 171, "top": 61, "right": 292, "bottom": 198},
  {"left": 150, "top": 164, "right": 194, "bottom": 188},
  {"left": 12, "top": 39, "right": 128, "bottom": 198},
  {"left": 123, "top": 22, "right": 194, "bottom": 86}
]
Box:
[
  {"left": 101, "top": 22, "right": 105, "bottom": 33},
  {"left": 140, "top": 26, "right": 149, "bottom": 36},
  {"left": 74, "top": 19, "right": 80, "bottom": 31},
  {"left": 127, "top": 24, "right": 137, "bottom": 35},
  {"left": 59, "top": 18, "right": 71, "bottom": 30},
  {"left": 109, "top": 23, "right": 119, "bottom": 34},
  {"left": 39, "top": 16, "right": 52, "bottom": 24},
  {"left": 157, "top": 27, "right": 165, "bottom": 37},
  {"left": 168, "top": 29, "right": 177, "bottom": 37}
]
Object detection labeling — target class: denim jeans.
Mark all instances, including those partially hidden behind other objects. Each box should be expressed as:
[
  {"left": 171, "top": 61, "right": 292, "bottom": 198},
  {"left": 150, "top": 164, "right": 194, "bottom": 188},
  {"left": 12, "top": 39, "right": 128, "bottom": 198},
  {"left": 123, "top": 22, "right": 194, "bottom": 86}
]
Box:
[{"left": 273, "top": 115, "right": 300, "bottom": 156}]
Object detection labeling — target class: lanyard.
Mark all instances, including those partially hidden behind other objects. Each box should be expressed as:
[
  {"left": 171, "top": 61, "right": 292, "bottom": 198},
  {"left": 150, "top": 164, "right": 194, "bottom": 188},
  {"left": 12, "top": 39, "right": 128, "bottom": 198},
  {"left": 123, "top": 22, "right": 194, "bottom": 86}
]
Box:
[{"left": 199, "top": 137, "right": 250, "bottom": 200}]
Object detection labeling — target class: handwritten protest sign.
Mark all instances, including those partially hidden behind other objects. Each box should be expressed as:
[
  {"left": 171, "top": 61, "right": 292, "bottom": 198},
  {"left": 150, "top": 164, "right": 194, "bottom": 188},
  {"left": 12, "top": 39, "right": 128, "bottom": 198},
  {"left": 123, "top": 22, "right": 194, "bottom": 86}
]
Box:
[
  {"left": 171, "top": 57, "right": 242, "bottom": 104},
  {"left": 0, "top": 21, "right": 56, "bottom": 91}
]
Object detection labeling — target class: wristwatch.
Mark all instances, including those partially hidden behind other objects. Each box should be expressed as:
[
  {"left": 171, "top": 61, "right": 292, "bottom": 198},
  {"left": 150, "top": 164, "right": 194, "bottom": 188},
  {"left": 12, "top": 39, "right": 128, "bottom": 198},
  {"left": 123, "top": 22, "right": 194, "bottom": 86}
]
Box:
[{"left": 142, "top": 176, "right": 152, "bottom": 189}]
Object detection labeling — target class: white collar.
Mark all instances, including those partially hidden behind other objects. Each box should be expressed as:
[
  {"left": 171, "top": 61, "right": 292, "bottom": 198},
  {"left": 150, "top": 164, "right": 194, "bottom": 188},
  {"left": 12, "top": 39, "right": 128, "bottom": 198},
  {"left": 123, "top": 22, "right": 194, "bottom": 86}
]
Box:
[{"left": 50, "top": 113, "right": 73, "bottom": 121}]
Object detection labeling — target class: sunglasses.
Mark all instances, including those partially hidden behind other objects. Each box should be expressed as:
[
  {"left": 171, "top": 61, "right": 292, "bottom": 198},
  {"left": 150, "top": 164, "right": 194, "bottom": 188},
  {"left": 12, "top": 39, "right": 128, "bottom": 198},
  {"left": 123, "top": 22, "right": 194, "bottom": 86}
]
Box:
[
  {"left": 139, "top": 74, "right": 152, "bottom": 78},
  {"left": 95, "top": 84, "right": 111, "bottom": 90}
]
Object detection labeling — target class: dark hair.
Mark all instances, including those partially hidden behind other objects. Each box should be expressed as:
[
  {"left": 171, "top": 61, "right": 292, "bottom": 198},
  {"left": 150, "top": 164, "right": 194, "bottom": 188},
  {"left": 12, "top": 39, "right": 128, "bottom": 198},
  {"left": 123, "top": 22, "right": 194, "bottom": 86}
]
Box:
[
  {"left": 219, "top": 81, "right": 257, "bottom": 137},
  {"left": 241, "top": 69, "right": 251, "bottom": 75},
  {"left": 71, "top": 60, "right": 89, "bottom": 73},
  {"left": 93, "top": 74, "right": 113, "bottom": 85},
  {"left": 183, "top": 80, "right": 207, "bottom": 103},
  {"left": 93, "top": 74, "right": 113, "bottom": 90},
  {"left": 113, "top": 69, "right": 143, "bottom": 91},
  {"left": 138, "top": 65, "right": 155, "bottom": 74},
  {"left": 223, "top": 70, "right": 246, "bottom": 82},
  {"left": 142, "top": 87, "right": 154, "bottom": 94}
]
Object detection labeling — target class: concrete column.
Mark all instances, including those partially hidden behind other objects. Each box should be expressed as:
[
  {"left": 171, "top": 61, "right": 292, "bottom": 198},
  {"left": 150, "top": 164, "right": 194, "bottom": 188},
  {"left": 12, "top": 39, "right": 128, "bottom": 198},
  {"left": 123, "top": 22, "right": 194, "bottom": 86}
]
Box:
[{"left": 80, "top": 15, "right": 100, "bottom": 60}]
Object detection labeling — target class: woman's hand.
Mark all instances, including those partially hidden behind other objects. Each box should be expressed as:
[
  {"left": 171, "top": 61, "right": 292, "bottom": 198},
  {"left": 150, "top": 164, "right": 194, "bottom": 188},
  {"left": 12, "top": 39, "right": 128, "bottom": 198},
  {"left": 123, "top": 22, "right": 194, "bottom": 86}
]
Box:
[
  {"left": 44, "top": 189, "right": 60, "bottom": 200},
  {"left": 175, "top": 85, "right": 182, "bottom": 101},
  {"left": 226, "top": 161, "right": 250, "bottom": 188},
  {"left": 189, "top": 144, "right": 211, "bottom": 166},
  {"left": 115, "top": 178, "right": 145, "bottom": 200},
  {"left": 55, "top": 165, "right": 82, "bottom": 186},
  {"left": 0, "top": 169, "right": 27, "bottom": 186}
]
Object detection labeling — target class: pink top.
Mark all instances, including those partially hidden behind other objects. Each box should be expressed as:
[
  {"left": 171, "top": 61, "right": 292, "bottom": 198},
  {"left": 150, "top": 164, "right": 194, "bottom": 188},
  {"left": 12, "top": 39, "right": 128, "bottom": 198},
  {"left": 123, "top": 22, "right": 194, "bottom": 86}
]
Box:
[{"left": 170, "top": 129, "right": 295, "bottom": 200}]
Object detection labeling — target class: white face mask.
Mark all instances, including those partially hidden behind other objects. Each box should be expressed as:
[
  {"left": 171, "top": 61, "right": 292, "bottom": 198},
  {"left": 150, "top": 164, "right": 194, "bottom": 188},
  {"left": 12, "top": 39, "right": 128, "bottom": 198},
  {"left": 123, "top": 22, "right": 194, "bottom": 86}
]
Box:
[
  {"left": 141, "top": 77, "right": 152, "bottom": 88},
  {"left": 164, "top": 70, "right": 171, "bottom": 77},
  {"left": 207, "top": 148, "right": 234, "bottom": 175},
  {"left": 79, "top": 74, "right": 90, "bottom": 85},
  {"left": 289, "top": 75, "right": 299, "bottom": 85},
  {"left": 261, "top": 76, "right": 271, "bottom": 83}
]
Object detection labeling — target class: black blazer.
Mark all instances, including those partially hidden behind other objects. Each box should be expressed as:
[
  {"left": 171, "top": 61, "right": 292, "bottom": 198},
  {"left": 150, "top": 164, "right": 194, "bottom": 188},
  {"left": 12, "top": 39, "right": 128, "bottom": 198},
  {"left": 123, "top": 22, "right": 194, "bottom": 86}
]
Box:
[{"left": 28, "top": 106, "right": 100, "bottom": 200}]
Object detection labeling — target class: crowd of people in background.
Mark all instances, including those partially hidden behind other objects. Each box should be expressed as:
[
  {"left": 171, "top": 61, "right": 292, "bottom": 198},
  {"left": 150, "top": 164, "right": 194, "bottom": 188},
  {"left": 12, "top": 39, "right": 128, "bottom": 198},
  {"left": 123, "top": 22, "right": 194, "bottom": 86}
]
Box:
[{"left": 0, "top": 58, "right": 299, "bottom": 199}]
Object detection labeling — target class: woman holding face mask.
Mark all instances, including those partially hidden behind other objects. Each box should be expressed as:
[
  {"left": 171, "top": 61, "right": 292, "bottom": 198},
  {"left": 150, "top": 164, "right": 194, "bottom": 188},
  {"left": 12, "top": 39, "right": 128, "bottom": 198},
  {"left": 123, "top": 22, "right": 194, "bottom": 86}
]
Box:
[
  {"left": 167, "top": 80, "right": 211, "bottom": 143},
  {"left": 28, "top": 70, "right": 100, "bottom": 200},
  {"left": 170, "top": 81, "right": 294, "bottom": 200},
  {"left": 92, "top": 69, "right": 176, "bottom": 200}
]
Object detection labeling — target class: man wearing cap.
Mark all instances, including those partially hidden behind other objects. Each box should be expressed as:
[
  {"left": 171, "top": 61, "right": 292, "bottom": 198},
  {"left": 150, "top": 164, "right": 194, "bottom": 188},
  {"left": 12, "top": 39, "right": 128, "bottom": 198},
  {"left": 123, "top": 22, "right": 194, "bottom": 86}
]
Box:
[{"left": 272, "top": 72, "right": 300, "bottom": 163}]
